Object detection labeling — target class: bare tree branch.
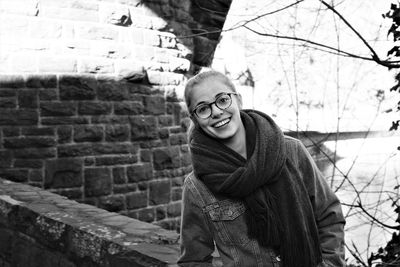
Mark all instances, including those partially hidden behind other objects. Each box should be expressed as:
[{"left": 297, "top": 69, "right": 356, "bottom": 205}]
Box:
[{"left": 356, "top": 201, "right": 399, "bottom": 230}]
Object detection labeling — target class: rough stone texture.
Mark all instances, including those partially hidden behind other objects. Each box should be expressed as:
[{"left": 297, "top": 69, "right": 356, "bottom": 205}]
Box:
[
  {"left": 84, "top": 168, "right": 112, "bottom": 197},
  {"left": 45, "top": 158, "right": 83, "bottom": 189},
  {"left": 0, "top": 0, "right": 233, "bottom": 235},
  {"left": 0, "top": 178, "right": 180, "bottom": 267}
]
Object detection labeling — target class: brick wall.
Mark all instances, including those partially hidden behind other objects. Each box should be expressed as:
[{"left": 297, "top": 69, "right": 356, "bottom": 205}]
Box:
[
  {"left": 0, "top": 73, "right": 193, "bottom": 230},
  {"left": 0, "top": 0, "right": 232, "bottom": 231}
]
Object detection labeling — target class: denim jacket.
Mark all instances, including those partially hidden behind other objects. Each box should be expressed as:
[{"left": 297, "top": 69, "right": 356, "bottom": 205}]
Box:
[{"left": 178, "top": 136, "right": 346, "bottom": 267}]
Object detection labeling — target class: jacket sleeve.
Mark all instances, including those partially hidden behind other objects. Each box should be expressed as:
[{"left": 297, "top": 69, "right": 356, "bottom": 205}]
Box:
[
  {"left": 296, "top": 140, "right": 346, "bottom": 267},
  {"left": 177, "top": 180, "right": 215, "bottom": 267}
]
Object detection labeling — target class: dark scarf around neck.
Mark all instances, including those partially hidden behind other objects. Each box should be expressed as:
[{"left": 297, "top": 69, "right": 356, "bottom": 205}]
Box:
[{"left": 189, "top": 109, "right": 322, "bottom": 267}]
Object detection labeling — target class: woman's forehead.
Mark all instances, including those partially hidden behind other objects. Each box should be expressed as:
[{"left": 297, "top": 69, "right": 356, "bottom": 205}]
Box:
[{"left": 189, "top": 78, "right": 233, "bottom": 104}]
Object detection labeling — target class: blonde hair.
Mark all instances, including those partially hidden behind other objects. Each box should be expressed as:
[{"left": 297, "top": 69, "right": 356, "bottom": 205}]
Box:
[{"left": 184, "top": 69, "right": 237, "bottom": 111}]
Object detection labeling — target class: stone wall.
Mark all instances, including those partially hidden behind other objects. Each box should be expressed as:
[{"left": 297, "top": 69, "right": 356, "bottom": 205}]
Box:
[
  {"left": 0, "top": 178, "right": 180, "bottom": 267},
  {"left": 0, "top": 0, "right": 233, "bottom": 231},
  {"left": 0, "top": 74, "right": 191, "bottom": 230}
]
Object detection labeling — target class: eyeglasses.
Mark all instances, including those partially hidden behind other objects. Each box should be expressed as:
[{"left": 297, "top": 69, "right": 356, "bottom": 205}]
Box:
[{"left": 191, "top": 92, "right": 238, "bottom": 119}]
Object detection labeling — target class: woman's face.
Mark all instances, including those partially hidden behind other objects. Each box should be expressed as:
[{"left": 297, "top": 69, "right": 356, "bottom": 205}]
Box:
[{"left": 188, "top": 76, "right": 243, "bottom": 141}]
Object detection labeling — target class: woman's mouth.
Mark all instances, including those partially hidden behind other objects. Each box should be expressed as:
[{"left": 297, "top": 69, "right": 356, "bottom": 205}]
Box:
[{"left": 213, "top": 118, "right": 230, "bottom": 128}]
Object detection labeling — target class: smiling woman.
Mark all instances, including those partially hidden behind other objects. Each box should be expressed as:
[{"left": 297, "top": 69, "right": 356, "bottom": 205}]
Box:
[
  {"left": 178, "top": 69, "right": 346, "bottom": 267},
  {"left": 184, "top": 71, "right": 247, "bottom": 157}
]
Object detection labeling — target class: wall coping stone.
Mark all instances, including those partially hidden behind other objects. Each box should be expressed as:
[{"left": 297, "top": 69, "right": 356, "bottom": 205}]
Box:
[{"left": 0, "top": 178, "right": 180, "bottom": 266}]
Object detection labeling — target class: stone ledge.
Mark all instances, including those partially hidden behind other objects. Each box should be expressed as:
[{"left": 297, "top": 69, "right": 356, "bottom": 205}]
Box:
[{"left": 0, "top": 178, "right": 180, "bottom": 267}]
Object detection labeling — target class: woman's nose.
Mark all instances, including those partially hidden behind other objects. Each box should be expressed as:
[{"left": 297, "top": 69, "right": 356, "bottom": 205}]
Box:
[{"left": 210, "top": 103, "right": 223, "bottom": 118}]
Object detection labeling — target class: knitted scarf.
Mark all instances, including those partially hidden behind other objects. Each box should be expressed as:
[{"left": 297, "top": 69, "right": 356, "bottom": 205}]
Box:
[{"left": 189, "top": 109, "right": 322, "bottom": 267}]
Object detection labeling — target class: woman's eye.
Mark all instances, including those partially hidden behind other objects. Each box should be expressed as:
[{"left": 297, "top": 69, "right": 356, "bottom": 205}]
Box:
[
  {"left": 218, "top": 96, "right": 229, "bottom": 104},
  {"left": 197, "top": 105, "right": 209, "bottom": 113}
]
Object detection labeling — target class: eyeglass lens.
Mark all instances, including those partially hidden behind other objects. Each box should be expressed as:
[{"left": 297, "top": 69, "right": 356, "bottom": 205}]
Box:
[{"left": 195, "top": 94, "right": 232, "bottom": 118}]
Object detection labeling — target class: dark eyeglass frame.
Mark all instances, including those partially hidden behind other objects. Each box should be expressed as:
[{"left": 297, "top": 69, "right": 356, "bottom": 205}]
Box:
[{"left": 191, "top": 92, "right": 238, "bottom": 119}]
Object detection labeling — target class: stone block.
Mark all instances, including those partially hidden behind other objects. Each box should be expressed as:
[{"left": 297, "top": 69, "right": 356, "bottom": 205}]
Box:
[
  {"left": 0, "top": 97, "right": 16, "bottom": 108},
  {"left": 40, "top": 102, "right": 77, "bottom": 116},
  {"left": 159, "top": 34, "right": 177, "bottom": 49},
  {"left": 137, "top": 207, "right": 155, "bottom": 223},
  {"left": 2, "top": 127, "right": 20, "bottom": 137},
  {"left": 76, "top": 25, "right": 118, "bottom": 40},
  {"left": 79, "top": 58, "right": 114, "bottom": 74},
  {"left": 0, "top": 89, "right": 16, "bottom": 97},
  {"left": 140, "top": 149, "right": 152, "bottom": 162},
  {"left": 158, "top": 128, "right": 169, "bottom": 139},
  {"left": 180, "top": 148, "right": 192, "bottom": 166},
  {"left": 58, "top": 143, "right": 137, "bottom": 157},
  {"left": 39, "top": 89, "right": 58, "bottom": 100},
  {"left": 112, "top": 167, "right": 126, "bottom": 184},
  {"left": 84, "top": 168, "right": 112, "bottom": 197},
  {"left": 146, "top": 70, "right": 183, "bottom": 85},
  {"left": 0, "top": 109, "right": 38, "bottom": 126},
  {"left": 14, "top": 148, "right": 56, "bottom": 159},
  {"left": 56, "top": 188, "right": 83, "bottom": 200},
  {"left": 170, "top": 133, "right": 187, "bottom": 145},
  {"left": 97, "top": 81, "right": 129, "bottom": 101},
  {"left": 41, "top": 6, "right": 98, "bottom": 22},
  {"left": 0, "top": 169, "right": 28, "bottom": 182},
  {"left": 126, "top": 191, "right": 148, "bottom": 209},
  {"left": 100, "top": 4, "right": 132, "bottom": 26},
  {"left": 143, "top": 95, "right": 165, "bottom": 115},
  {"left": 171, "top": 187, "right": 182, "bottom": 201},
  {"left": 0, "top": 150, "right": 12, "bottom": 168},
  {"left": 10, "top": 53, "right": 37, "bottom": 72},
  {"left": 143, "top": 30, "right": 160, "bottom": 47},
  {"left": 166, "top": 202, "right": 181, "bottom": 217},
  {"left": 0, "top": 0, "right": 39, "bottom": 16},
  {"left": 78, "top": 101, "right": 112, "bottom": 115},
  {"left": 98, "top": 195, "right": 125, "bottom": 212},
  {"left": 114, "top": 184, "right": 136, "bottom": 194},
  {"left": 29, "top": 170, "right": 43, "bottom": 182},
  {"left": 57, "top": 126, "right": 73, "bottom": 144},
  {"left": 59, "top": 75, "right": 97, "bottom": 100},
  {"left": 152, "top": 147, "right": 180, "bottom": 170},
  {"left": 3, "top": 136, "right": 55, "bottom": 149},
  {"left": 134, "top": 46, "right": 154, "bottom": 61},
  {"left": 105, "top": 125, "right": 130, "bottom": 142},
  {"left": 149, "top": 180, "right": 170, "bottom": 205},
  {"left": 73, "top": 125, "right": 103, "bottom": 142},
  {"left": 130, "top": 116, "right": 158, "bottom": 140},
  {"left": 14, "top": 159, "right": 43, "bottom": 169},
  {"left": 95, "top": 155, "right": 137, "bottom": 166},
  {"left": 26, "top": 74, "right": 57, "bottom": 88},
  {"left": 168, "top": 57, "right": 190, "bottom": 72},
  {"left": 85, "top": 157, "right": 95, "bottom": 166},
  {"left": 167, "top": 102, "right": 183, "bottom": 124},
  {"left": 114, "top": 102, "right": 143, "bottom": 115},
  {"left": 156, "top": 206, "right": 166, "bottom": 220},
  {"left": 45, "top": 158, "right": 83, "bottom": 188},
  {"left": 127, "top": 163, "right": 153, "bottom": 183},
  {"left": 42, "top": 117, "right": 88, "bottom": 125},
  {"left": 158, "top": 115, "right": 173, "bottom": 127},
  {"left": 127, "top": 28, "right": 144, "bottom": 45},
  {"left": 22, "top": 127, "right": 55, "bottom": 136},
  {"left": 38, "top": 56, "right": 77, "bottom": 73},
  {"left": 126, "top": 83, "right": 152, "bottom": 95},
  {"left": 30, "top": 20, "right": 62, "bottom": 39},
  {"left": 116, "top": 0, "right": 142, "bottom": 5},
  {"left": 18, "top": 90, "right": 38, "bottom": 108},
  {"left": 116, "top": 63, "right": 146, "bottom": 82}
]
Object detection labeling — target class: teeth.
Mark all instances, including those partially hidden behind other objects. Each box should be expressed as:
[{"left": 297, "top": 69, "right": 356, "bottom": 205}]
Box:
[{"left": 214, "top": 119, "right": 230, "bottom": 128}]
